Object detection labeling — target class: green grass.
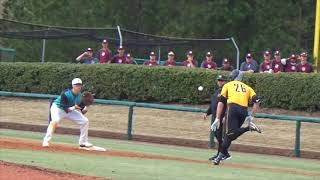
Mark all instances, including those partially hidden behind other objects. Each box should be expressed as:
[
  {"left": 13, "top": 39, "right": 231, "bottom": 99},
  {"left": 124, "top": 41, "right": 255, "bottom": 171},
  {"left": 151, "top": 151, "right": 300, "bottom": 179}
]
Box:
[{"left": 1, "top": 129, "right": 319, "bottom": 180}]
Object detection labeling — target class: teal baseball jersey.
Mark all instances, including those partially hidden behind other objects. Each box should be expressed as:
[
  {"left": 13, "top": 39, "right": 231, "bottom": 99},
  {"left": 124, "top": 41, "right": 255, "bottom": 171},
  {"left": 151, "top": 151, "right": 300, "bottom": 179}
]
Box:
[{"left": 54, "top": 89, "right": 81, "bottom": 111}]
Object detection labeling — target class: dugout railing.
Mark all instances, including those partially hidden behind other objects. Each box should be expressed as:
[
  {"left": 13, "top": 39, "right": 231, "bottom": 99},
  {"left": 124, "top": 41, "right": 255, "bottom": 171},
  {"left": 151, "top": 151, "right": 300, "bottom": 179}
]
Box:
[{"left": 0, "top": 91, "right": 319, "bottom": 157}]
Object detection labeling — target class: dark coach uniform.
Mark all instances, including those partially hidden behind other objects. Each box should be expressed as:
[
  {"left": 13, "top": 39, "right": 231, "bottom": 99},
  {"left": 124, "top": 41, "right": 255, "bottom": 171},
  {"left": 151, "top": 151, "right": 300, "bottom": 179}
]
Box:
[{"left": 206, "top": 86, "right": 226, "bottom": 156}]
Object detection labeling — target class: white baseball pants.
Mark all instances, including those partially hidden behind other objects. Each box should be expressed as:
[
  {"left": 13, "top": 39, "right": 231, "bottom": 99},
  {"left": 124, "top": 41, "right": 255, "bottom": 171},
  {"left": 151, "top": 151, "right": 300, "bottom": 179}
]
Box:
[{"left": 43, "top": 103, "right": 89, "bottom": 145}]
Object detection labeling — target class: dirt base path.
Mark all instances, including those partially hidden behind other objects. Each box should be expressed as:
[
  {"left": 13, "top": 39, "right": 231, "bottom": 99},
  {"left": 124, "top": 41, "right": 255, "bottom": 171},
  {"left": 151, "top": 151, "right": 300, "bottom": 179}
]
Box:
[
  {"left": 1, "top": 137, "right": 319, "bottom": 177},
  {"left": 2, "top": 122, "right": 320, "bottom": 159},
  {"left": 0, "top": 161, "right": 107, "bottom": 180}
]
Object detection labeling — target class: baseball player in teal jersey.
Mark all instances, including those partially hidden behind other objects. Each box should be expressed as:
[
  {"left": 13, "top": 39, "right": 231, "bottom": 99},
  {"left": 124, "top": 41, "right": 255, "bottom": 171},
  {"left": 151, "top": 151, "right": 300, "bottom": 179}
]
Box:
[{"left": 42, "top": 78, "right": 92, "bottom": 148}]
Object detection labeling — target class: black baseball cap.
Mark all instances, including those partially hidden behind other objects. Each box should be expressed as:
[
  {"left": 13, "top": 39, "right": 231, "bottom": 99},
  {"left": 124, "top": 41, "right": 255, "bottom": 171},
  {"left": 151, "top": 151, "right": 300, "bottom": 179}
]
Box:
[
  {"left": 187, "top": 50, "right": 193, "bottom": 55},
  {"left": 246, "top": 53, "right": 252, "bottom": 58},
  {"left": 274, "top": 50, "right": 280, "bottom": 55}
]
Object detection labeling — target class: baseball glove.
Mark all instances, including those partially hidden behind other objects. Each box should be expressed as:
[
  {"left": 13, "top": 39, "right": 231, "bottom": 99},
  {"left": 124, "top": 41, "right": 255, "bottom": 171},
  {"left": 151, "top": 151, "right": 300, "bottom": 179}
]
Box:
[{"left": 80, "top": 91, "right": 94, "bottom": 107}]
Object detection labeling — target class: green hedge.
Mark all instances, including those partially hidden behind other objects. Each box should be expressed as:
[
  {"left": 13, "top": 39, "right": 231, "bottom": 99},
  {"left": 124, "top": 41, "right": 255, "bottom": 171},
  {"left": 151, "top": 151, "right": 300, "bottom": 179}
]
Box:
[{"left": 0, "top": 63, "right": 319, "bottom": 111}]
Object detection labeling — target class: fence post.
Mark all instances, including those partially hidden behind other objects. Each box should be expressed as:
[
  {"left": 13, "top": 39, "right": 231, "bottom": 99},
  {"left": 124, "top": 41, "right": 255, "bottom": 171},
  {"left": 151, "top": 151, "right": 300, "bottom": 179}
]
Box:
[
  {"left": 127, "top": 106, "right": 134, "bottom": 140},
  {"left": 209, "top": 117, "right": 215, "bottom": 148},
  {"left": 230, "top": 37, "right": 240, "bottom": 70},
  {"left": 117, "top": 26, "right": 123, "bottom": 47},
  {"left": 294, "top": 121, "right": 301, "bottom": 157},
  {"left": 41, "top": 39, "right": 46, "bottom": 63}
]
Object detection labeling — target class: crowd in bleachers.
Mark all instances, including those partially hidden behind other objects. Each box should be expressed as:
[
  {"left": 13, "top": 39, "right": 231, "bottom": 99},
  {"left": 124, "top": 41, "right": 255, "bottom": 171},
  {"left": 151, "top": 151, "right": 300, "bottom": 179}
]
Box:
[{"left": 75, "top": 39, "right": 313, "bottom": 73}]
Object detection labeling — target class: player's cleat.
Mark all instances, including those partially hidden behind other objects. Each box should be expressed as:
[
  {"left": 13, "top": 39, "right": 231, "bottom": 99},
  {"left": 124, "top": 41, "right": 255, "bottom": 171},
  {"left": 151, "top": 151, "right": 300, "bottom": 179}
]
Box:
[
  {"left": 212, "top": 152, "right": 227, "bottom": 165},
  {"left": 221, "top": 153, "right": 232, "bottom": 161},
  {"left": 42, "top": 141, "right": 50, "bottom": 147},
  {"left": 79, "top": 142, "right": 93, "bottom": 148},
  {"left": 208, "top": 153, "right": 219, "bottom": 161},
  {"left": 249, "top": 121, "right": 262, "bottom": 133}
]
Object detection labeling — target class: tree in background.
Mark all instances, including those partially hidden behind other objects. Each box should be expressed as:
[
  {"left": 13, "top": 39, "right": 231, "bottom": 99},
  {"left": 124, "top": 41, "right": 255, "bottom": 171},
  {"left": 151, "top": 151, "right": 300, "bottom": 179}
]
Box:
[{"left": 1, "top": 0, "right": 316, "bottom": 63}]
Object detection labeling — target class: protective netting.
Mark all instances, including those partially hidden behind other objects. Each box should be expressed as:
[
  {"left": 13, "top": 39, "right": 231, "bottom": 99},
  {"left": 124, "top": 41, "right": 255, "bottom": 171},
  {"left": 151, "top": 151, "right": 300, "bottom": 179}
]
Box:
[{"left": 0, "top": 18, "right": 237, "bottom": 66}]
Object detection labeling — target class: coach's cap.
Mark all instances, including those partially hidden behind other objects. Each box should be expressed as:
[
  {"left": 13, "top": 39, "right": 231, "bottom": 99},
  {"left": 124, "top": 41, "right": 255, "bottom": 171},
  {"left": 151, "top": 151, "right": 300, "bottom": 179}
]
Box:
[
  {"left": 72, "top": 78, "right": 82, "bottom": 85},
  {"left": 274, "top": 50, "right": 280, "bottom": 55},
  {"left": 206, "top": 52, "right": 212, "bottom": 57},
  {"left": 300, "top": 52, "right": 308, "bottom": 57},
  {"left": 187, "top": 50, "right": 193, "bottom": 55},
  {"left": 118, "top": 46, "right": 124, "bottom": 50},
  {"left": 150, "top": 51, "right": 156, "bottom": 56},
  {"left": 216, "top": 75, "right": 228, "bottom": 81},
  {"left": 230, "top": 69, "right": 243, "bottom": 81},
  {"left": 168, "top": 51, "right": 175, "bottom": 56},
  {"left": 102, "top": 39, "right": 108, "bottom": 44},
  {"left": 86, "top": 48, "right": 93, "bottom": 52}
]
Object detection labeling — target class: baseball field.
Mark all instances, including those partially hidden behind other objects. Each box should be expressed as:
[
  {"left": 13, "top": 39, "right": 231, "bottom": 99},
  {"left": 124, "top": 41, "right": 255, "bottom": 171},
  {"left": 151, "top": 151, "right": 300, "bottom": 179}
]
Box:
[
  {"left": 1, "top": 129, "right": 320, "bottom": 180},
  {"left": 1, "top": 97, "right": 320, "bottom": 179}
]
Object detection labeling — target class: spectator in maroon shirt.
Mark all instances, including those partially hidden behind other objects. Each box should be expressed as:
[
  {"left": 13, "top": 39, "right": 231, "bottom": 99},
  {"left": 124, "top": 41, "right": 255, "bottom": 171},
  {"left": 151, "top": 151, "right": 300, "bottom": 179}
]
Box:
[
  {"left": 218, "top": 58, "right": 234, "bottom": 71},
  {"left": 164, "top": 51, "right": 176, "bottom": 67},
  {"left": 283, "top": 54, "right": 298, "bottom": 72},
  {"left": 201, "top": 52, "right": 217, "bottom": 70},
  {"left": 297, "top": 52, "right": 313, "bottom": 73},
  {"left": 259, "top": 51, "right": 272, "bottom": 73},
  {"left": 144, "top": 52, "right": 159, "bottom": 67},
  {"left": 96, "top": 39, "right": 112, "bottom": 64},
  {"left": 111, "top": 46, "right": 127, "bottom": 64},
  {"left": 182, "top": 50, "right": 197, "bottom": 68},
  {"left": 126, "top": 53, "right": 134, "bottom": 64},
  {"left": 271, "top": 51, "right": 284, "bottom": 73}
]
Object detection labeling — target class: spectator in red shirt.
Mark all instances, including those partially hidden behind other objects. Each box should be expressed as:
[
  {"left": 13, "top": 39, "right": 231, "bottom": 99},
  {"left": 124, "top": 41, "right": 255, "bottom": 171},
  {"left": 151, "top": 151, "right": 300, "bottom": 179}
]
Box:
[
  {"left": 144, "top": 52, "right": 159, "bottom": 67},
  {"left": 111, "top": 46, "right": 127, "bottom": 64},
  {"left": 201, "top": 52, "right": 217, "bottom": 70},
  {"left": 164, "top": 51, "right": 176, "bottom": 67},
  {"left": 182, "top": 51, "right": 197, "bottom": 68},
  {"left": 283, "top": 54, "right": 298, "bottom": 72},
  {"left": 271, "top": 51, "right": 284, "bottom": 73},
  {"left": 126, "top": 53, "right": 134, "bottom": 64},
  {"left": 297, "top": 52, "right": 313, "bottom": 73},
  {"left": 218, "top": 58, "right": 234, "bottom": 71},
  {"left": 96, "top": 39, "right": 112, "bottom": 64},
  {"left": 259, "top": 51, "right": 272, "bottom": 73}
]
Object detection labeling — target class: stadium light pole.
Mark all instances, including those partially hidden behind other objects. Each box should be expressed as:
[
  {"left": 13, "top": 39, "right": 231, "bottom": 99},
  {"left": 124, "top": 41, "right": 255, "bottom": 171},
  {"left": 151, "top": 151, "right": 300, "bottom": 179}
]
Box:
[{"left": 314, "top": 0, "right": 320, "bottom": 72}]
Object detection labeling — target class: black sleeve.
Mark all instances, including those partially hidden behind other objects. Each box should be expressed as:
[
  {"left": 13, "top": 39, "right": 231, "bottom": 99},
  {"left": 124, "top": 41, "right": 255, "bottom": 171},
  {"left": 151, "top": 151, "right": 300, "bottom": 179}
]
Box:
[
  {"left": 217, "top": 95, "right": 227, "bottom": 104},
  {"left": 61, "top": 93, "right": 69, "bottom": 113},
  {"left": 206, "top": 105, "right": 212, "bottom": 116},
  {"left": 251, "top": 95, "right": 262, "bottom": 103}
]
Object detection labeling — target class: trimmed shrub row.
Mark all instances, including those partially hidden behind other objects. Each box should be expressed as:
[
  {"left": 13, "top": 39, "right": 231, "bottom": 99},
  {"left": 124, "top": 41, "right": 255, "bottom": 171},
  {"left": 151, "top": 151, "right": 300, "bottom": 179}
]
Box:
[{"left": 0, "top": 63, "right": 319, "bottom": 111}]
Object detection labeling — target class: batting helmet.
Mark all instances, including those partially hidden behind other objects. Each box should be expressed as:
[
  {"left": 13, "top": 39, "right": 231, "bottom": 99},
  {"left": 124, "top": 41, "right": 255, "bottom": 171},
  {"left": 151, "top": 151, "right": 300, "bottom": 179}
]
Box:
[{"left": 230, "top": 70, "right": 243, "bottom": 81}]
